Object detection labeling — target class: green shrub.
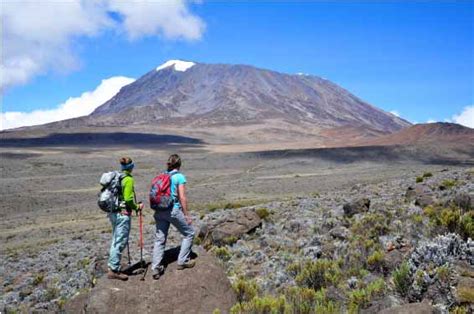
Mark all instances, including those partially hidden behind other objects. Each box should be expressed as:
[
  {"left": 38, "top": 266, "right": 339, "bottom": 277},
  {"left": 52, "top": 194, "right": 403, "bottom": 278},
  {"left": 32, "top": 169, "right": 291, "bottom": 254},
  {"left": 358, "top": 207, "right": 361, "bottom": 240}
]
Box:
[
  {"left": 416, "top": 176, "right": 424, "bottom": 183},
  {"left": 440, "top": 207, "right": 461, "bottom": 232},
  {"left": 57, "top": 297, "right": 68, "bottom": 310},
  {"left": 33, "top": 273, "right": 45, "bottom": 286},
  {"left": 44, "top": 285, "right": 59, "bottom": 301},
  {"left": 78, "top": 257, "right": 91, "bottom": 269},
  {"left": 347, "top": 278, "right": 385, "bottom": 312},
  {"left": 233, "top": 278, "right": 259, "bottom": 303},
  {"left": 422, "top": 172, "right": 433, "bottom": 178},
  {"left": 230, "top": 295, "right": 288, "bottom": 314},
  {"left": 424, "top": 205, "right": 473, "bottom": 239},
  {"left": 367, "top": 250, "right": 385, "bottom": 270},
  {"left": 223, "top": 236, "right": 239, "bottom": 245},
  {"left": 284, "top": 287, "right": 340, "bottom": 314},
  {"left": 256, "top": 208, "right": 270, "bottom": 220},
  {"left": 193, "top": 237, "right": 202, "bottom": 245},
  {"left": 294, "top": 259, "right": 342, "bottom": 290},
  {"left": 441, "top": 179, "right": 458, "bottom": 189},
  {"left": 366, "top": 278, "right": 386, "bottom": 296},
  {"left": 411, "top": 214, "right": 424, "bottom": 224},
  {"left": 436, "top": 265, "right": 451, "bottom": 283},
  {"left": 350, "top": 213, "right": 390, "bottom": 239},
  {"left": 450, "top": 305, "right": 469, "bottom": 314},
  {"left": 460, "top": 211, "right": 474, "bottom": 239},
  {"left": 392, "top": 261, "right": 411, "bottom": 297},
  {"left": 213, "top": 247, "right": 231, "bottom": 261}
]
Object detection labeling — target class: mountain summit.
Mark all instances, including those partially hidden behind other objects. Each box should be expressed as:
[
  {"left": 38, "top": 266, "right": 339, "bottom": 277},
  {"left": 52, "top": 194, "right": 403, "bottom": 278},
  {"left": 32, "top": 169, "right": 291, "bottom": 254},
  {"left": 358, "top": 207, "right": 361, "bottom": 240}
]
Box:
[{"left": 89, "top": 61, "right": 410, "bottom": 134}]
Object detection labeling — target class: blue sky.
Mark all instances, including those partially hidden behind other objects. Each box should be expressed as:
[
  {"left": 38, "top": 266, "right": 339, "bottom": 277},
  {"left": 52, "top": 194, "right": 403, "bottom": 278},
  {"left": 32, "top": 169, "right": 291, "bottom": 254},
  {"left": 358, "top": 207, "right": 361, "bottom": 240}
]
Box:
[{"left": 2, "top": 1, "right": 473, "bottom": 129}]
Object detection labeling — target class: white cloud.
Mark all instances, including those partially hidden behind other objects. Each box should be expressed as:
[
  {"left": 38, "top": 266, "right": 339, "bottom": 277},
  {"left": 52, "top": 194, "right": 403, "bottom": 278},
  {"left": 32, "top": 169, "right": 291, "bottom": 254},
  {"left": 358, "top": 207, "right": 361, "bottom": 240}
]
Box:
[
  {"left": 426, "top": 119, "right": 436, "bottom": 123},
  {"left": 1, "top": 0, "right": 205, "bottom": 89},
  {"left": 1, "top": 76, "right": 135, "bottom": 130},
  {"left": 109, "top": 0, "right": 205, "bottom": 40},
  {"left": 451, "top": 106, "right": 474, "bottom": 128},
  {"left": 389, "top": 110, "right": 400, "bottom": 117}
]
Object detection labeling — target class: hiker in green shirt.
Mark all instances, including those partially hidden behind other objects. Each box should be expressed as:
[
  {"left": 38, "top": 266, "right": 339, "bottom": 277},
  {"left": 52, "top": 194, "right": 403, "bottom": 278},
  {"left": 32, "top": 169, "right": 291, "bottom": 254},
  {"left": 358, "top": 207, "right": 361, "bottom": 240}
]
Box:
[{"left": 107, "top": 157, "right": 144, "bottom": 281}]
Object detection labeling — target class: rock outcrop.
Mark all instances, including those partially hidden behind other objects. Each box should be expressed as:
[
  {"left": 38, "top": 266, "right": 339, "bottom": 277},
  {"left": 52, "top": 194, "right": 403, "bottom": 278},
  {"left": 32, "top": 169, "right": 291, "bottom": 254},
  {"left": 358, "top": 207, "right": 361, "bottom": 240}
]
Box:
[
  {"left": 198, "top": 208, "right": 262, "bottom": 246},
  {"left": 379, "top": 302, "right": 438, "bottom": 314},
  {"left": 65, "top": 247, "right": 236, "bottom": 313},
  {"left": 343, "top": 198, "right": 371, "bottom": 217}
]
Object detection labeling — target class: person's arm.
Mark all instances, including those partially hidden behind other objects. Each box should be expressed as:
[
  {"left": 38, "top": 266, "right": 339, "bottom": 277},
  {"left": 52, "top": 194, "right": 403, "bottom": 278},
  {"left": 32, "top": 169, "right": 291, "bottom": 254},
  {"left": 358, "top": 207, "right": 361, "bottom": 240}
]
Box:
[{"left": 178, "top": 184, "right": 191, "bottom": 224}]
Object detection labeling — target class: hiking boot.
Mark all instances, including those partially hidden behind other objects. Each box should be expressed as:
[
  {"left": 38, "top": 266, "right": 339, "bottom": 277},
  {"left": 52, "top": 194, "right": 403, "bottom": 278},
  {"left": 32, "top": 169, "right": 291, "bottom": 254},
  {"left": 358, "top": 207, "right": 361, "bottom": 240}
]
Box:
[
  {"left": 152, "top": 265, "right": 165, "bottom": 280},
  {"left": 107, "top": 269, "right": 128, "bottom": 281},
  {"left": 177, "top": 260, "right": 195, "bottom": 270}
]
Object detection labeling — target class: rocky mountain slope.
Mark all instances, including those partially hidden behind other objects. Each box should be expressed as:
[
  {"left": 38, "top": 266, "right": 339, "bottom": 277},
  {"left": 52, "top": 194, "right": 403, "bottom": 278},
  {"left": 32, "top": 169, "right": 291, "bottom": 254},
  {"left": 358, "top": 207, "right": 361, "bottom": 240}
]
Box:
[{"left": 55, "top": 60, "right": 410, "bottom": 135}]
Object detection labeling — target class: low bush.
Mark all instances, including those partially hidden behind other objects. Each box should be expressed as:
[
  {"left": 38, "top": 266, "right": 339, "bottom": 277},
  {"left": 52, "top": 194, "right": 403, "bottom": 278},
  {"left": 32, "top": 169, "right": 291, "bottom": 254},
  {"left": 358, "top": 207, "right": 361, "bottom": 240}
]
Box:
[
  {"left": 416, "top": 176, "right": 424, "bottom": 183},
  {"left": 294, "top": 259, "right": 342, "bottom": 290},
  {"left": 423, "top": 205, "right": 473, "bottom": 240},
  {"left": 450, "top": 305, "right": 469, "bottom": 314},
  {"left": 436, "top": 265, "right": 451, "bottom": 283},
  {"left": 441, "top": 179, "right": 458, "bottom": 189},
  {"left": 422, "top": 172, "right": 433, "bottom": 178},
  {"left": 366, "top": 250, "right": 385, "bottom": 271},
  {"left": 33, "top": 273, "right": 45, "bottom": 286},
  {"left": 351, "top": 213, "right": 390, "bottom": 239},
  {"left": 392, "top": 261, "right": 411, "bottom": 297},
  {"left": 213, "top": 246, "right": 231, "bottom": 261},
  {"left": 231, "top": 287, "right": 341, "bottom": 314},
  {"left": 460, "top": 211, "right": 474, "bottom": 239},
  {"left": 233, "top": 278, "right": 259, "bottom": 303},
  {"left": 230, "top": 295, "right": 288, "bottom": 314},
  {"left": 411, "top": 214, "right": 424, "bottom": 224},
  {"left": 255, "top": 208, "right": 270, "bottom": 220},
  {"left": 347, "top": 278, "right": 385, "bottom": 312},
  {"left": 223, "top": 236, "right": 239, "bottom": 245}
]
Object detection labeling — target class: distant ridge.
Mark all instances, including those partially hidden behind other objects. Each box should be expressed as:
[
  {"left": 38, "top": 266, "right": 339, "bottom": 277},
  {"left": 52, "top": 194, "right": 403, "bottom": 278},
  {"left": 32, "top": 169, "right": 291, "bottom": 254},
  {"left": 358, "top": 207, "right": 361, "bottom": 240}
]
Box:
[{"left": 364, "top": 122, "right": 474, "bottom": 146}]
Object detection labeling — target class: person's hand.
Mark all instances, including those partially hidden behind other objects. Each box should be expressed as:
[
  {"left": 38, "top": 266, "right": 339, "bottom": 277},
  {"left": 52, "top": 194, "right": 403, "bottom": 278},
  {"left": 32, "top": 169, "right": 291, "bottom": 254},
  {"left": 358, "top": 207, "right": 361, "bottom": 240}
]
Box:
[
  {"left": 136, "top": 202, "right": 144, "bottom": 215},
  {"left": 185, "top": 215, "right": 192, "bottom": 225}
]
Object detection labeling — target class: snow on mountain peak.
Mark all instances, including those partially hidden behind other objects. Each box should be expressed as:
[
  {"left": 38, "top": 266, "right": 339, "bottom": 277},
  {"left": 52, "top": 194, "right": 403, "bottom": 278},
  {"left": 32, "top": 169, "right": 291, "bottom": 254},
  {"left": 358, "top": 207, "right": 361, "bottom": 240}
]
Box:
[{"left": 156, "top": 60, "right": 195, "bottom": 72}]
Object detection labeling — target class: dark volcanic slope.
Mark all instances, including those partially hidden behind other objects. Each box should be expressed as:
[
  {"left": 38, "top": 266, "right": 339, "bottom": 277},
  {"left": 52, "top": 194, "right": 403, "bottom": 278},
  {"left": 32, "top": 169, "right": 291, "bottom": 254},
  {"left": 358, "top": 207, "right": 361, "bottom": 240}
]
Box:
[{"left": 88, "top": 61, "right": 409, "bottom": 132}]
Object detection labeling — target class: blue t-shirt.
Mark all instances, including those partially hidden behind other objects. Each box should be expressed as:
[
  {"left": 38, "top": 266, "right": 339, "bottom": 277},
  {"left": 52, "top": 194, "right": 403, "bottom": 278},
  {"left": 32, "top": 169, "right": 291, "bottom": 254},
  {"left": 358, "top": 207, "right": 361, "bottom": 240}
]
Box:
[{"left": 169, "top": 170, "right": 186, "bottom": 209}]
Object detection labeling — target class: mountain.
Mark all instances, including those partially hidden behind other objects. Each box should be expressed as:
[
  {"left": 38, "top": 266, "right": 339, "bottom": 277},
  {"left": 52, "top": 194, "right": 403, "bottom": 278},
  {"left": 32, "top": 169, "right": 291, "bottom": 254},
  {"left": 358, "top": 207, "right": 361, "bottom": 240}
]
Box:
[
  {"left": 3, "top": 60, "right": 415, "bottom": 148},
  {"left": 85, "top": 60, "right": 409, "bottom": 133}
]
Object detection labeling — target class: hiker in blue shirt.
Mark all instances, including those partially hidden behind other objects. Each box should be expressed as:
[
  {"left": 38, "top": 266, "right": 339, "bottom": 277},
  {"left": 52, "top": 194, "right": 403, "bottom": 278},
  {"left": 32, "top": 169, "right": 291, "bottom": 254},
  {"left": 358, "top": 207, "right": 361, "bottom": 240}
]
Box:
[{"left": 152, "top": 154, "right": 195, "bottom": 279}]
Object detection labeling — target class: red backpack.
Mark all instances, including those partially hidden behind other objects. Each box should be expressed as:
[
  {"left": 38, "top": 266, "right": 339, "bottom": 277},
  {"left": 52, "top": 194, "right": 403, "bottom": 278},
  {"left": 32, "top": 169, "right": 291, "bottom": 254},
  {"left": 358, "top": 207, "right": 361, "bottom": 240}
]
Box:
[{"left": 149, "top": 172, "right": 177, "bottom": 211}]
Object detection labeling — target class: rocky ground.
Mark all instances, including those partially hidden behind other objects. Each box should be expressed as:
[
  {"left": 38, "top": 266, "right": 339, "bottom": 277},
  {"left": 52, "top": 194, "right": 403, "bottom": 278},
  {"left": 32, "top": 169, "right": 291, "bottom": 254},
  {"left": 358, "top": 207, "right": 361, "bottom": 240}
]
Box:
[
  {"left": 198, "top": 167, "right": 474, "bottom": 313},
  {"left": 1, "top": 146, "right": 473, "bottom": 312}
]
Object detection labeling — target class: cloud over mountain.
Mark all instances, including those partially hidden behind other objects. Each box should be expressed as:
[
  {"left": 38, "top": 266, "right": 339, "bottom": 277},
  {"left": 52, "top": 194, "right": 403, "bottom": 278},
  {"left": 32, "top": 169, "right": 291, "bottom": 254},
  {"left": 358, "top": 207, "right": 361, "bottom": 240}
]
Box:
[
  {"left": 0, "top": 0, "right": 205, "bottom": 89},
  {"left": 1, "top": 76, "right": 135, "bottom": 130},
  {"left": 452, "top": 106, "right": 474, "bottom": 128}
]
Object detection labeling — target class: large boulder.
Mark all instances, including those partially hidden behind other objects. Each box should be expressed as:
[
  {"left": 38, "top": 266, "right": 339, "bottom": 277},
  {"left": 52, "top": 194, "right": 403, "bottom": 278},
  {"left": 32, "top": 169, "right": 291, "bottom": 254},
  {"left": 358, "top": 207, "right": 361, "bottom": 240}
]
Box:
[
  {"left": 198, "top": 208, "right": 262, "bottom": 246},
  {"left": 405, "top": 185, "right": 436, "bottom": 208},
  {"left": 343, "top": 198, "right": 370, "bottom": 217},
  {"left": 379, "top": 302, "right": 438, "bottom": 314},
  {"left": 65, "top": 247, "right": 236, "bottom": 313}
]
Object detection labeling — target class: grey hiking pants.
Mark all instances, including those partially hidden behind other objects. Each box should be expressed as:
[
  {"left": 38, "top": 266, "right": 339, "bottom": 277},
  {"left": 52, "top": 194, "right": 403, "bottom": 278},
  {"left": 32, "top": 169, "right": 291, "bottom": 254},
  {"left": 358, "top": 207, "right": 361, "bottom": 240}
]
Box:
[{"left": 152, "top": 207, "right": 195, "bottom": 270}]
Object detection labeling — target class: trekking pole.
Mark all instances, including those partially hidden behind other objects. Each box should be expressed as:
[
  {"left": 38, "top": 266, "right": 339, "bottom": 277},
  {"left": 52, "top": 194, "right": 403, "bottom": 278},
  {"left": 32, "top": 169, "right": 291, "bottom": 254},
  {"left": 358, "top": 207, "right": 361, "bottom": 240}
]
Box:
[
  {"left": 138, "top": 203, "right": 149, "bottom": 281},
  {"left": 127, "top": 242, "right": 131, "bottom": 266},
  {"left": 139, "top": 205, "right": 144, "bottom": 263}
]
